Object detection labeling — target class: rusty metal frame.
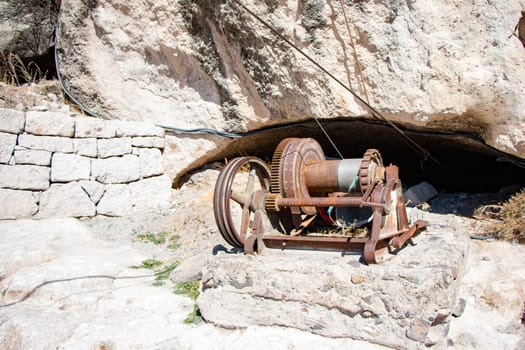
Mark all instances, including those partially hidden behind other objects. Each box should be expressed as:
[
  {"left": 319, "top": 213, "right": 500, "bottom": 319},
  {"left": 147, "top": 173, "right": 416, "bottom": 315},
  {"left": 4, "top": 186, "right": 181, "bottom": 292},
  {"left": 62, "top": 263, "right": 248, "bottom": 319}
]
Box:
[
  {"left": 213, "top": 139, "right": 427, "bottom": 264},
  {"left": 254, "top": 166, "right": 424, "bottom": 263}
]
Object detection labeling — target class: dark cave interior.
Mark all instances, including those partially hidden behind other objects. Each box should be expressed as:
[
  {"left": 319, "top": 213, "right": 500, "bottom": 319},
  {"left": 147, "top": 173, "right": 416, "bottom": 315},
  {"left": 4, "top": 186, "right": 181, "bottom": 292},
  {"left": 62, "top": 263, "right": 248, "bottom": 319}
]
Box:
[{"left": 210, "top": 119, "right": 525, "bottom": 194}]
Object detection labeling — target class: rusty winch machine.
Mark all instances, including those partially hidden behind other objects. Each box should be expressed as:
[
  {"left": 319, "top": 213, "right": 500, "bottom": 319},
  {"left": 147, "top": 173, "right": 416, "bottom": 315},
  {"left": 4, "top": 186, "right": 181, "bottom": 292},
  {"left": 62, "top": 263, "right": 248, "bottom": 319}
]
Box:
[{"left": 213, "top": 138, "right": 426, "bottom": 263}]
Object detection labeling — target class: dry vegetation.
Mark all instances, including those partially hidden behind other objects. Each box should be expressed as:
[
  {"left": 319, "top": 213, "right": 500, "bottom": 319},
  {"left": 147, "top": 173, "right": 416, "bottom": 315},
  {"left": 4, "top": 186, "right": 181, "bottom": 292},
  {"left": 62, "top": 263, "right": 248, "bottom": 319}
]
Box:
[
  {"left": 492, "top": 189, "right": 525, "bottom": 242},
  {"left": 0, "top": 52, "right": 44, "bottom": 86},
  {"left": 476, "top": 189, "right": 525, "bottom": 242}
]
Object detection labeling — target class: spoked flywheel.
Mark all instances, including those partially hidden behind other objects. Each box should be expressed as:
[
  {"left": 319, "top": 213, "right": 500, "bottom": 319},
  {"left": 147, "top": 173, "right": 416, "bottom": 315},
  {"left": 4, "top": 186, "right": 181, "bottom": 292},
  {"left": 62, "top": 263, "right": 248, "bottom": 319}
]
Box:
[{"left": 213, "top": 157, "right": 271, "bottom": 248}]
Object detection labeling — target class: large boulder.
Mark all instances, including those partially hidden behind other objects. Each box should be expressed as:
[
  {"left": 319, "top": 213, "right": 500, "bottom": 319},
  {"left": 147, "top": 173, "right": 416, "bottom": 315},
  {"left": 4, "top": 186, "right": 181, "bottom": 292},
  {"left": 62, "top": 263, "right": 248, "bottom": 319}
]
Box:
[
  {"left": 198, "top": 212, "right": 470, "bottom": 349},
  {"left": 56, "top": 0, "right": 525, "bottom": 160},
  {"left": 59, "top": 0, "right": 525, "bottom": 149}
]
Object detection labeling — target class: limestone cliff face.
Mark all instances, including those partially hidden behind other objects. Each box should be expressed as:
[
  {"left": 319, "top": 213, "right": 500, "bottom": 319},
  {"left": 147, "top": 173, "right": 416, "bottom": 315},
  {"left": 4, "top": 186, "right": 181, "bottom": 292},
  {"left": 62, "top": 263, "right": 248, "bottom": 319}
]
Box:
[{"left": 57, "top": 0, "right": 525, "bottom": 160}]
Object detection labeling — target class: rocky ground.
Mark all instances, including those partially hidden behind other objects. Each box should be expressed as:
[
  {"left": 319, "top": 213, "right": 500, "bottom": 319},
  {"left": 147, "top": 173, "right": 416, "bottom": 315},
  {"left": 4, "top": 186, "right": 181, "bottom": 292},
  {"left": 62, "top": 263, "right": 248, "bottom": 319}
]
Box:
[{"left": 1, "top": 167, "right": 524, "bottom": 349}]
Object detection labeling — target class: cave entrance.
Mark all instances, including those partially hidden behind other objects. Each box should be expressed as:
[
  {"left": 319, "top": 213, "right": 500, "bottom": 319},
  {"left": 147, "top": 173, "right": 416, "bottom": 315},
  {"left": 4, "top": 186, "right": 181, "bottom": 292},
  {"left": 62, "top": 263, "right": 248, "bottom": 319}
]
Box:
[
  {"left": 0, "top": 46, "right": 57, "bottom": 85},
  {"left": 211, "top": 119, "right": 525, "bottom": 193}
]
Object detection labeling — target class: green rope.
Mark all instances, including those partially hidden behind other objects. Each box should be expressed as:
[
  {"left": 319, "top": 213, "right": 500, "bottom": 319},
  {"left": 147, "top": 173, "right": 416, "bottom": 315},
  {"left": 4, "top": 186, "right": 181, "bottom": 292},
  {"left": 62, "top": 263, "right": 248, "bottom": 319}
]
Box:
[{"left": 348, "top": 176, "right": 359, "bottom": 193}]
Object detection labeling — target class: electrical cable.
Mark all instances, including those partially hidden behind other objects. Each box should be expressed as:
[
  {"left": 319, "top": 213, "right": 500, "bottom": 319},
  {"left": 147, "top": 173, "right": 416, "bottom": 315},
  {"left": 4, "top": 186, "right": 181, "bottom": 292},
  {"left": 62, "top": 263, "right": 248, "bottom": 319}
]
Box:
[
  {"left": 497, "top": 157, "right": 525, "bottom": 169},
  {"left": 156, "top": 125, "right": 242, "bottom": 139},
  {"left": 52, "top": 1, "right": 439, "bottom": 151},
  {"left": 52, "top": 0, "right": 517, "bottom": 173}
]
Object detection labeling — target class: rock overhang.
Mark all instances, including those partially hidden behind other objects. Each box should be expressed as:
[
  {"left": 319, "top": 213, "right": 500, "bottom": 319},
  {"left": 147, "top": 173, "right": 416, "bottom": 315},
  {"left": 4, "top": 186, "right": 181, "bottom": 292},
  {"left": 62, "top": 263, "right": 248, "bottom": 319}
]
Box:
[{"left": 50, "top": 0, "right": 525, "bottom": 192}]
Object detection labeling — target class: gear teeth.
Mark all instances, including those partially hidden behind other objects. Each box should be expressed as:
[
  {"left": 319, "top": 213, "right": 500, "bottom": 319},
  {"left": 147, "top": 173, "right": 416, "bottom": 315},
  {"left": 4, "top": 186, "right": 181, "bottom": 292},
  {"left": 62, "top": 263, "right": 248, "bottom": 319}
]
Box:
[
  {"left": 359, "top": 149, "right": 383, "bottom": 194},
  {"left": 265, "top": 193, "right": 281, "bottom": 212},
  {"left": 270, "top": 138, "right": 297, "bottom": 194}
]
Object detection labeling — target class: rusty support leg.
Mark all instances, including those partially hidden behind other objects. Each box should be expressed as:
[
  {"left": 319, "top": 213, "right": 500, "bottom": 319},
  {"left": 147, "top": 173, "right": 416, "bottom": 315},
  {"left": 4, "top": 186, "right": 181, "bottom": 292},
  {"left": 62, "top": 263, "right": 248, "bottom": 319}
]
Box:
[
  {"left": 245, "top": 208, "right": 263, "bottom": 254},
  {"left": 391, "top": 220, "right": 427, "bottom": 249},
  {"left": 363, "top": 207, "right": 384, "bottom": 264}
]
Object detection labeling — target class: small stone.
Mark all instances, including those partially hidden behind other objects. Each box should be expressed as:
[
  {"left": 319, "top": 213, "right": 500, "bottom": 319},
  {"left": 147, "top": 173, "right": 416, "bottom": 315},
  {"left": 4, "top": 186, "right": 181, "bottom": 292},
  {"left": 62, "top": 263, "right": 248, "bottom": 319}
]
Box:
[
  {"left": 0, "top": 108, "right": 25, "bottom": 133},
  {"left": 406, "top": 318, "right": 432, "bottom": 343},
  {"left": 25, "top": 111, "right": 75, "bottom": 137},
  {"left": 431, "top": 308, "right": 450, "bottom": 326},
  {"left": 0, "top": 132, "right": 17, "bottom": 164},
  {"left": 32, "top": 104, "right": 49, "bottom": 111},
  {"left": 310, "top": 324, "right": 324, "bottom": 331},
  {"left": 361, "top": 310, "right": 373, "bottom": 318},
  {"left": 481, "top": 256, "right": 490, "bottom": 261},
  {"left": 398, "top": 319, "right": 409, "bottom": 328},
  {"left": 14, "top": 149, "right": 52, "bottom": 166},
  {"left": 452, "top": 298, "right": 466, "bottom": 317},
  {"left": 351, "top": 275, "right": 365, "bottom": 284}
]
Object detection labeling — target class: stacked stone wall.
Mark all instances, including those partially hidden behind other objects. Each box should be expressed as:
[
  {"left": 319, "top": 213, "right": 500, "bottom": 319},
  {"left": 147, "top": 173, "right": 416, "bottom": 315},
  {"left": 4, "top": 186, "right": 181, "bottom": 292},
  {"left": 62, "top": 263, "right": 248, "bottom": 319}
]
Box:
[{"left": 0, "top": 108, "right": 172, "bottom": 219}]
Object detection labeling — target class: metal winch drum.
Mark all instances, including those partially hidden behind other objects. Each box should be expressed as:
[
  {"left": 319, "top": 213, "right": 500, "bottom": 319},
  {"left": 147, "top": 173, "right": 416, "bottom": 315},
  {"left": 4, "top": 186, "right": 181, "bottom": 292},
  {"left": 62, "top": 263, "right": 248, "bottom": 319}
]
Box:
[{"left": 213, "top": 137, "right": 426, "bottom": 263}]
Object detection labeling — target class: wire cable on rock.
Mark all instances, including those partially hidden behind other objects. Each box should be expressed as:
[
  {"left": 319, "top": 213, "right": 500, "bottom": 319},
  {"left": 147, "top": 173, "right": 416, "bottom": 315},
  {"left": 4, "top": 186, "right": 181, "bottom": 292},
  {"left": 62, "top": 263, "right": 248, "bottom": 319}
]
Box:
[
  {"left": 53, "top": 4, "right": 108, "bottom": 120},
  {"left": 231, "top": 0, "right": 445, "bottom": 169},
  {"left": 52, "top": 0, "right": 441, "bottom": 163},
  {"left": 338, "top": 0, "right": 370, "bottom": 104}
]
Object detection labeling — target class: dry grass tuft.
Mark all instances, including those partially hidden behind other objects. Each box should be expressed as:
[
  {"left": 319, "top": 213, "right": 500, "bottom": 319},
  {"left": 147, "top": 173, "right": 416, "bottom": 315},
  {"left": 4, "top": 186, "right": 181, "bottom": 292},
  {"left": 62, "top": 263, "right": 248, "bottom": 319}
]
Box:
[
  {"left": 492, "top": 189, "right": 525, "bottom": 242},
  {"left": 0, "top": 52, "right": 44, "bottom": 86},
  {"left": 476, "top": 189, "right": 525, "bottom": 242}
]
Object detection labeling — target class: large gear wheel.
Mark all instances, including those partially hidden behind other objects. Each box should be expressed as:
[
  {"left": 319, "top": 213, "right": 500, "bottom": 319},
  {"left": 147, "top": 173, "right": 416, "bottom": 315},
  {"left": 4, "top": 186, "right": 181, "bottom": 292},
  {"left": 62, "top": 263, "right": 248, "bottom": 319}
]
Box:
[
  {"left": 359, "top": 149, "right": 384, "bottom": 195},
  {"left": 270, "top": 138, "right": 298, "bottom": 195},
  {"left": 270, "top": 138, "right": 325, "bottom": 215}
]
